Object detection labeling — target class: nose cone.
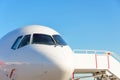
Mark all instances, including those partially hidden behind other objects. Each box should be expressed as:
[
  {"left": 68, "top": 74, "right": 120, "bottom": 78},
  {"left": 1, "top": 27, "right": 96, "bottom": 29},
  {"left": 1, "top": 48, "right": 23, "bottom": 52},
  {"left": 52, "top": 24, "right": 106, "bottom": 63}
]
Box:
[
  {"left": 48, "top": 46, "right": 73, "bottom": 80},
  {"left": 56, "top": 46, "right": 74, "bottom": 71},
  {"left": 34, "top": 45, "right": 74, "bottom": 80},
  {"left": 56, "top": 47, "right": 74, "bottom": 80}
]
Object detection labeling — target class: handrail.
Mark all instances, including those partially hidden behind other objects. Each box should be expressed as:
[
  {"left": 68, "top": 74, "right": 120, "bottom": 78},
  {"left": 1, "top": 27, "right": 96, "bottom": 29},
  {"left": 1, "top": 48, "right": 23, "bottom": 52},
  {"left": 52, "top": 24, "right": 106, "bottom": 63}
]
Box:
[
  {"left": 110, "top": 52, "right": 120, "bottom": 62},
  {"left": 73, "top": 49, "right": 120, "bottom": 62},
  {"left": 73, "top": 49, "right": 108, "bottom": 54}
]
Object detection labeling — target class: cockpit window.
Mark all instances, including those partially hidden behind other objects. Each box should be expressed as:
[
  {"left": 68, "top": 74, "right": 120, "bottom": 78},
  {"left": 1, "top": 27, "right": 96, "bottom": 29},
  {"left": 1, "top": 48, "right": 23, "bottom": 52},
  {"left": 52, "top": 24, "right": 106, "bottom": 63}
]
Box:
[
  {"left": 11, "top": 36, "right": 23, "bottom": 50},
  {"left": 11, "top": 34, "right": 67, "bottom": 50},
  {"left": 18, "top": 35, "right": 30, "bottom": 48},
  {"left": 32, "top": 34, "right": 55, "bottom": 45},
  {"left": 53, "top": 35, "right": 67, "bottom": 46}
]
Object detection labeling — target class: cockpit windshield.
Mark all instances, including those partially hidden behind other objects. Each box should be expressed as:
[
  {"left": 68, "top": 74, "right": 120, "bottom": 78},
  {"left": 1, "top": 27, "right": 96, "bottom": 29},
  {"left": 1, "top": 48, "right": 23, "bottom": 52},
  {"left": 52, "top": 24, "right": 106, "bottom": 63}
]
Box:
[
  {"left": 32, "top": 34, "right": 55, "bottom": 45},
  {"left": 11, "top": 34, "right": 67, "bottom": 50},
  {"left": 53, "top": 35, "right": 67, "bottom": 46},
  {"left": 32, "top": 34, "right": 67, "bottom": 46}
]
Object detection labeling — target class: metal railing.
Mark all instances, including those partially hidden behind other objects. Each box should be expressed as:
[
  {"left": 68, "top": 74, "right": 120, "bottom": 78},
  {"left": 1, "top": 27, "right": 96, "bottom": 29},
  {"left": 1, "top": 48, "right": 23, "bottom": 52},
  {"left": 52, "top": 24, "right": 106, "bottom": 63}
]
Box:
[
  {"left": 73, "top": 49, "right": 120, "bottom": 62},
  {"left": 73, "top": 49, "right": 108, "bottom": 54},
  {"left": 110, "top": 52, "right": 120, "bottom": 62}
]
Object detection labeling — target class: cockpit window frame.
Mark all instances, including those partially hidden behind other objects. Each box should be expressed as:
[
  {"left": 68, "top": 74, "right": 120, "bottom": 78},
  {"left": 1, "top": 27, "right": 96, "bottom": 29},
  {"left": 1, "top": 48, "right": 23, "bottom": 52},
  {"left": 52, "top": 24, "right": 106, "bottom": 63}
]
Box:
[
  {"left": 11, "top": 33, "right": 67, "bottom": 50},
  {"left": 52, "top": 35, "right": 67, "bottom": 46},
  {"left": 18, "top": 34, "right": 31, "bottom": 49},
  {"left": 32, "top": 34, "right": 55, "bottom": 45},
  {"left": 11, "top": 35, "right": 23, "bottom": 50}
]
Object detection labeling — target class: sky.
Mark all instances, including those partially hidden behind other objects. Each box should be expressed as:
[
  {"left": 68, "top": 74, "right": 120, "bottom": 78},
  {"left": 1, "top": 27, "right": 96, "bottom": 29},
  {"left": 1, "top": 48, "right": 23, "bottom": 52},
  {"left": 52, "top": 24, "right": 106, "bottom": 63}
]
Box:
[{"left": 0, "top": 0, "right": 120, "bottom": 55}]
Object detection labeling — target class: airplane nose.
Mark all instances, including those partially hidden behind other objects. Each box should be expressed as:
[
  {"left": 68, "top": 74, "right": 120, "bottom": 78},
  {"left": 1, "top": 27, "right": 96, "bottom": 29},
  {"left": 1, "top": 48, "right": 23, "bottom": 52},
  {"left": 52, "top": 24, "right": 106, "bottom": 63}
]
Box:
[
  {"left": 50, "top": 46, "right": 74, "bottom": 80},
  {"left": 34, "top": 45, "right": 74, "bottom": 80},
  {"left": 57, "top": 57, "right": 73, "bottom": 80},
  {"left": 44, "top": 52, "right": 73, "bottom": 80}
]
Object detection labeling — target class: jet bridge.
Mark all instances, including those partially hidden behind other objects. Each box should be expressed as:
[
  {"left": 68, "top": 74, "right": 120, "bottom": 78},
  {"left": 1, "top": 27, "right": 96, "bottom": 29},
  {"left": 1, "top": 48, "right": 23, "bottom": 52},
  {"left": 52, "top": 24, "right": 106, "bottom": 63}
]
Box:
[{"left": 73, "top": 50, "right": 120, "bottom": 80}]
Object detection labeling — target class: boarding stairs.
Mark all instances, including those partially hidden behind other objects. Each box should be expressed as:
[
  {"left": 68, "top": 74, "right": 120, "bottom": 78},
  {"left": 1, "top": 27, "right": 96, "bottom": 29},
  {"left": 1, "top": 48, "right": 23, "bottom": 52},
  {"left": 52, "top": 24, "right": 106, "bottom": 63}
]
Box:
[{"left": 73, "top": 49, "right": 120, "bottom": 80}]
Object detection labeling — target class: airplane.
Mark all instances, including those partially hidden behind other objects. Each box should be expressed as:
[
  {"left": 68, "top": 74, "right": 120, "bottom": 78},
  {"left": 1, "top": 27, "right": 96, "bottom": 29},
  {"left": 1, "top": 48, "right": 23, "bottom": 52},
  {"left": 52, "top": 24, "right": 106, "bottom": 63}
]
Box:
[{"left": 0, "top": 25, "right": 74, "bottom": 80}]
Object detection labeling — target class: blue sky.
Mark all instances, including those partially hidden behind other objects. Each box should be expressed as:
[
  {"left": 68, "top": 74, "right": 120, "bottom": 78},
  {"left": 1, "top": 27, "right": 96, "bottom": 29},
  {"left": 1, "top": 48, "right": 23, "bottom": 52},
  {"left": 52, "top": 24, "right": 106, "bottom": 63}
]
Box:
[{"left": 0, "top": 0, "right": 120, "bottom": 54}]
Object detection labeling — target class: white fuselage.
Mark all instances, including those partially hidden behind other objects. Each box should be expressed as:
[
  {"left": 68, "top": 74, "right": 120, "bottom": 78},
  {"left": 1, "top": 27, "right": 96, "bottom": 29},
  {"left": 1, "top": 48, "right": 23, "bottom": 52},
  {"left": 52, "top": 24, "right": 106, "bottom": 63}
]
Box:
[
  {"left": 0, "top": 25, "right": 74, "bottom": 80},
  {"left": 8, "top": 45, "right": 73, "bottom": 80}
]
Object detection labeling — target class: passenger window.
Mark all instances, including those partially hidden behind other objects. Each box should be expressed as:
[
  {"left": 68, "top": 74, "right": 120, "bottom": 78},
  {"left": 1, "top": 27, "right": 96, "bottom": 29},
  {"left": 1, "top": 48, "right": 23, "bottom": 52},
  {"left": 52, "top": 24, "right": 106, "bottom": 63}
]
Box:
[
  {"left": 11, "top": 36, "right": 23, "bottom": 50},
  {"left": 32, "top": 34, "right": 55, "bottom": 45},
  {"left": 18, "top": 35, "right": 30, "bottom": 48}
]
